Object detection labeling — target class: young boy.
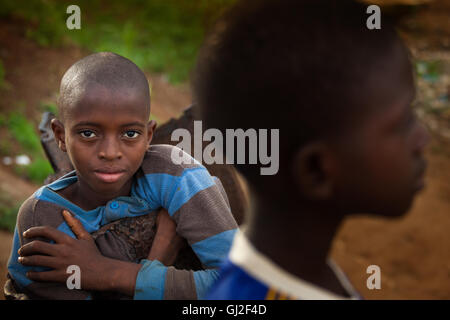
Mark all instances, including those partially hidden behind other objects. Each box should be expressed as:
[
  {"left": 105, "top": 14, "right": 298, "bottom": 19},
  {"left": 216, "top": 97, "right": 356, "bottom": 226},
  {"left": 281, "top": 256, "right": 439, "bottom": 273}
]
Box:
[
  {"left": 7, "top": 52, "right": 238, "bottom": 299},
  {"left": 193, "top": 0, "right": 430, "bottom": 299}
]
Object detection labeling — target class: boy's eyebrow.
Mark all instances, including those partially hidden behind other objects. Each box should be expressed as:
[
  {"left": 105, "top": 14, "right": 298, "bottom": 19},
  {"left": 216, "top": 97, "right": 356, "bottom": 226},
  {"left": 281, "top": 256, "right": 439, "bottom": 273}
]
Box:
[
  {"left": 73, "top": 121, "right": 146, "bottom": 128},
  {"left": 73, "top": 121, "right": 100, "bottom": 128},
  {"left": 119, "top": 122, "right": 146, "bottom": 128}
]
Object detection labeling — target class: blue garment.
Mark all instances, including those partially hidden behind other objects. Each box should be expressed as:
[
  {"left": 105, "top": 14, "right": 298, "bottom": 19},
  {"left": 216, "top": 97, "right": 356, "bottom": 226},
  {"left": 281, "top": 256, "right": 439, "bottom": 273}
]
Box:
[
  {"left": 207, "top": 259, "right": 271, "bottom": 300},
  {"left": 207, "top": 232, "right": 362, "bottom": 300},
  {"left": 8, "top": 145, "right": 238, "bottom": 299}
]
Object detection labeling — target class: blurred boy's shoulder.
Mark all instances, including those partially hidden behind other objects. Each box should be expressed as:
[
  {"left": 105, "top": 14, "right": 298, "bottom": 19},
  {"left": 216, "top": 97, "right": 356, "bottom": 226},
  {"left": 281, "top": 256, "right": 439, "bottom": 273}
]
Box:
[
  {"left": 207, "top": 258, "right": 270, "bottom": 300},
  {"left": 140, "top": 144, "right": 204, "bottom": 177},
  {"left": 209, "top": 232, "right": 363, "bottom": 300}
]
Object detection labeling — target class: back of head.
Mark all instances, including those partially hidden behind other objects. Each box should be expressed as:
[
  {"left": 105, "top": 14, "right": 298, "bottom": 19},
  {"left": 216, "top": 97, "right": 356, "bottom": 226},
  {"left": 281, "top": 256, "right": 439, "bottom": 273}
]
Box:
[
  {"left": 58, "top": 52, "right": 150, "bottom": 121},
  {"left": 194, "top": 0, "right": 411, "bottom": 193}
]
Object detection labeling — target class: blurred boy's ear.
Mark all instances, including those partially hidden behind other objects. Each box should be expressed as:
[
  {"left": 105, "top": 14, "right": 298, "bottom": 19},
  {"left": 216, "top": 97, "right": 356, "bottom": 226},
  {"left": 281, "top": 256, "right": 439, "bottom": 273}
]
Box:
[
  {"left": 146, "top": 120, "right": 157, "bottom": 147},
  {"left": 291, "top": 142, "right": 336, "bottom": 200},
  {"left": 51, "top": 118, "right": 67, "bottom": 152}
]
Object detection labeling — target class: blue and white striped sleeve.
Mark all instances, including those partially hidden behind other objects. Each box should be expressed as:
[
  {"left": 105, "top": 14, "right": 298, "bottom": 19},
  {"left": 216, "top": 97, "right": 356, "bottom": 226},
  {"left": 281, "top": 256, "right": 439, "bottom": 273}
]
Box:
[{"left": 133, "top": 145, "right": 238, "bottom": 299}]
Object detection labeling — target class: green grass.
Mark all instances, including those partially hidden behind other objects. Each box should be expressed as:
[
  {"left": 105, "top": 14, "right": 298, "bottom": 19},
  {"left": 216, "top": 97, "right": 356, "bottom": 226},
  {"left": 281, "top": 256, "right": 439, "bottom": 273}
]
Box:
[
  {"left": 0, "top": 59, "right": 5, "bottom": 88},
  {"left": 14, "top": 157, "right": 53, "bottom": 184},
  {"left": 0, "top": 202, "right": 20, "bottom": 232},
  {"left": 40, "top": 101, "right": 58, "bottom": 115},
  {"left": 0, "top": 0, "right": 238, "bottom": 182},
  {"left": 3, "top": 111, "right": 54, "bottom": 184},
  {"left": 0, "top": 194, "right": 20, "bottom": 232},
  {"left": 67, "top": 0, "right": 209, "bottom": 83},
  {"left": 0, "top": 0, "right": 236, "bottom": 84},
  {"left": 0, "top": 139, "right": 12, "bottom": 155},
  {"left": 0, "top": 58, "right": 11, "bottom": 90},
  {"left": 7, "top": 112, "right": 42, "bottom": 154}
]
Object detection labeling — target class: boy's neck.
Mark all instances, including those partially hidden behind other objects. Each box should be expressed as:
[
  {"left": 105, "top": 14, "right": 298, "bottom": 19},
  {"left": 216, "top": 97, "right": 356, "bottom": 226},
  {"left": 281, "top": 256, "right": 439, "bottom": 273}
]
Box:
[
  {"left": 245, "top": 198, "right": 350, "bottom": 297},
  {"left": 59, "top": 177, "right": 133, "bottom": 211}
]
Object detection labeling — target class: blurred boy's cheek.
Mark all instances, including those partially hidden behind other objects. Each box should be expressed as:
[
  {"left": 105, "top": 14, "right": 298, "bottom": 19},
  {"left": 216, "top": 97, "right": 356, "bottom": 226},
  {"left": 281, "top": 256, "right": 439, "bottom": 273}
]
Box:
[{"left": 412, "top": 122, "right": 430, "bottom": 155}]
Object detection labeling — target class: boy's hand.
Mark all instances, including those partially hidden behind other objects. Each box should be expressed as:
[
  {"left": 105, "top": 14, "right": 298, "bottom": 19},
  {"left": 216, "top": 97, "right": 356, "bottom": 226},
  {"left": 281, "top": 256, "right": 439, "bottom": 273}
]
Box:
[
  {"left": 61, "top": 209, "right": 93, "bottom": 240},
  {"left": 17, "top": 210, "right": 142, "bottom": 295},
  {"left": 147, "top": 209, "right": 186, "bottom": 266}
]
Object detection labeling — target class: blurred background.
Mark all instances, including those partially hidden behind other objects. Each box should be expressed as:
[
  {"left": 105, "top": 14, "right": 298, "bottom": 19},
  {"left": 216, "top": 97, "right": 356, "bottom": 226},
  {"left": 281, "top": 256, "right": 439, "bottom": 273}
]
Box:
[{"left": 0, "top": 0, "right": 448, "bottom": 299}]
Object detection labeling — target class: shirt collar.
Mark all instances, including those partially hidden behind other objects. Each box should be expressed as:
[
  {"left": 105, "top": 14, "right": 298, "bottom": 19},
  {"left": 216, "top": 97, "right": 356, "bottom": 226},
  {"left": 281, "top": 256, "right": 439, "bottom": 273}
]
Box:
[{"left": 229, "top": 230, "right": 361, "bottom": 300}]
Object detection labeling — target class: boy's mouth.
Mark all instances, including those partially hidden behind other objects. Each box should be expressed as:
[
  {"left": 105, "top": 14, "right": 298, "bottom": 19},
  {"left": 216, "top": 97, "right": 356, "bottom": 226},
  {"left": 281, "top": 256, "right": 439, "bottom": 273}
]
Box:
[{"left": 94, "top": 169, "right": 126, "bottom": 183}]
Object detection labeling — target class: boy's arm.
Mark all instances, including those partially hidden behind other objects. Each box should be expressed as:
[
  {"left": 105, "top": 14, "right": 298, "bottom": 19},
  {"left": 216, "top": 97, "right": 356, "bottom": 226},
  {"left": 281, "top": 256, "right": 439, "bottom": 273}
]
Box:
[
  {"left": 7, "top": 196, "right": 92, "bottom": 299},
  {"left": 134, "top": 164, "right": 238, "bottom": 299},
  {"left": 18, "top": 208, "right": 186, "bottom": 297},
  {"left": 17, "top": 221, "right": 142, "bottom": 297},
  {"left": 7, "top": 197, "right": 37, "bottom": 293},
  {"left": 17, "top": 171, "right": 236, "bottom": 299},
  {"left": 17, "top": 146, "right": 237, "bottom": 299}
]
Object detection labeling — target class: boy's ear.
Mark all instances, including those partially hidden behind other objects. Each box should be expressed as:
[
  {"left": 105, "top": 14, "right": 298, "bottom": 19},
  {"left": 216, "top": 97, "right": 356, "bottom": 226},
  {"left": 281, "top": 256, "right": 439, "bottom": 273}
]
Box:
[
  {"left": 146, "top": 120, "right": 157, "bottom": 147},
  {"left": 291, "top": 141, "right": 337, "bottom": 200},
  {"left": 51, "top": 118, "right": 67, "bottom": 152}
]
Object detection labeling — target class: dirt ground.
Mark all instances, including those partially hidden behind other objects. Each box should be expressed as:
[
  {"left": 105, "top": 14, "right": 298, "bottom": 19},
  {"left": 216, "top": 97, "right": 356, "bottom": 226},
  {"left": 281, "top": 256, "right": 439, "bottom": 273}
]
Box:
[
  {"left": 0, "top": 1, "right": 449, "bottom": 300},
  {"left": 332, "top": 139, "right": 450, "bottom": 299}
]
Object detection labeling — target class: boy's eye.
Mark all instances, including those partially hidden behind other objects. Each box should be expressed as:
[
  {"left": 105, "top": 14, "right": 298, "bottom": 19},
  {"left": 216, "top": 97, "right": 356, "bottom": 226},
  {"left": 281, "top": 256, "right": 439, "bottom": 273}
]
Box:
[
  {"left": 80, "top": 130, "right": 97, "bottom": 138},
  {"left": 123, "top": 130, "right": 140, "bottom": 139}
]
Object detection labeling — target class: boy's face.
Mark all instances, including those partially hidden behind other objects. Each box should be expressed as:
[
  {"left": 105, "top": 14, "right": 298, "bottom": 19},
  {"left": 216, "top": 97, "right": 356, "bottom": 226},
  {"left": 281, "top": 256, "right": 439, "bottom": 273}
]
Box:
[
  {"left": 54, "top": 85, "right": 154, "bottom": 197},
  {"left": 332, "top": 70, "right": 429, "bottom": 217}
]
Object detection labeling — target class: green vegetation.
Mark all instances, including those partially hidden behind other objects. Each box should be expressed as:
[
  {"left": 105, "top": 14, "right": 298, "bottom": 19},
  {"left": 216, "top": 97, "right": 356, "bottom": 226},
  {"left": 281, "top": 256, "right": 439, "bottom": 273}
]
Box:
[
  {"left": 0, "top": 58, "right": 11, "bottom": 90},
  {"left": 0, "top": 194, "right": 20, "bottom": 232},
  {"left": 14, "top": 157, "right": 53, "bottom": 185},
  {"left": 0, "top": 203, "right": 19, "bottom": 232},
  {"left": 0, "top": 59, "right": 5, "bottom": 89},
  {"left": 7, "top": 112, "right": 42, "bottom": 153},
  {"left": 415, "top": 60, "right": 442, "bottom": 83},
  {"left": 0, "top": 139, "right": 12, "bottom": 155},
  {"left": 1, "top": 112, "right": 54, "bottom": 184},
  {"left": 0, "top": 0, "right": 236, "bottom": 83},
  {"left": 0, "top": 0, "right": 238, "bottom": 188},
  {"left": 40, "top": 101, "right": 58, "bottom": 115}
]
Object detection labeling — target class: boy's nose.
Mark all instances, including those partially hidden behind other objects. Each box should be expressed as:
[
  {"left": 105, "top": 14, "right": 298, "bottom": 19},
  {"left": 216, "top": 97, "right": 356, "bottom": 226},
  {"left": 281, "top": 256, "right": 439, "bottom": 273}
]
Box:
[{"left": 98, "top": 137, "right": 123, "bottom": 160}]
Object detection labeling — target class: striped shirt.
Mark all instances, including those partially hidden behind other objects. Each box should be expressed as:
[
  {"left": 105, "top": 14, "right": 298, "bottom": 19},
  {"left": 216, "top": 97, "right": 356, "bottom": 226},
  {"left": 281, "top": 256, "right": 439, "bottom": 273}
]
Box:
[
  {"left": 7, "top": 144, "right": 238, "bottom": 299},
  {"left": 207, "top": 231, "right": 362, "bottom": 300}
]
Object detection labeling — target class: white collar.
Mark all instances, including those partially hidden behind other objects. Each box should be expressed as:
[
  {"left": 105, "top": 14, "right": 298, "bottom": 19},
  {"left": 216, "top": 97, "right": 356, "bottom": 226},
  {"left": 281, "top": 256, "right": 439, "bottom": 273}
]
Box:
[{"left": 229, "top": 230, "right": 361, "bottom": 300}]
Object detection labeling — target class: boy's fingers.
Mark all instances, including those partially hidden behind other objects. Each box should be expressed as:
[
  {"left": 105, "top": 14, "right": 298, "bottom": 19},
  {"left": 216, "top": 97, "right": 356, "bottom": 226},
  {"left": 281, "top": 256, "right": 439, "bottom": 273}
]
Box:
[
  {"left": 61, "top": 210, "right": 92, "bottom": 242},
  {"left": 156, "top": 208, "right": 171, "bottom": 226},
  {"left": 18, "top": 240, "right": 59, "bottom": 257},
  {"left": 26, "top": 269, "right": 64, "bottom": 283},
  {"left": 18, "top": 255, "right": 58, "bottom": 269},
  {"left": 23, "top": 226, "right": 71, "bottom": 244}
]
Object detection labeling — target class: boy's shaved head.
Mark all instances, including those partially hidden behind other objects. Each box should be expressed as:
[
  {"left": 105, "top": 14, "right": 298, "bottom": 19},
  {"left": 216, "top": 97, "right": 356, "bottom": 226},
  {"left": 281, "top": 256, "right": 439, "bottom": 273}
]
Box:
[
  {"left": 51, "top": 52, "right": 157, "bottom": 203},
  {"left": 58, "top": 52, "right": 150, "bottom": 122}
]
